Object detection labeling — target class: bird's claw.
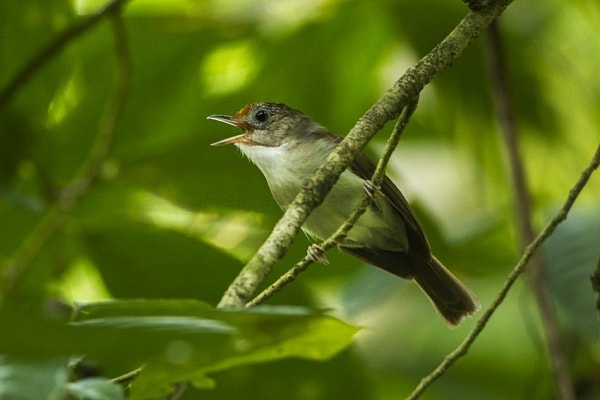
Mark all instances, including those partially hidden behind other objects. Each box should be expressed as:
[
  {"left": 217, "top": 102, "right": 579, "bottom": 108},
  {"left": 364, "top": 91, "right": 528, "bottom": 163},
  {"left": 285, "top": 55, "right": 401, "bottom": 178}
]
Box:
[
  {"left": 307, "top": 244, "right": 329, "bottom": 265},
  {"left": 363, "top": 180, "right": 381, "bottom": 199}
]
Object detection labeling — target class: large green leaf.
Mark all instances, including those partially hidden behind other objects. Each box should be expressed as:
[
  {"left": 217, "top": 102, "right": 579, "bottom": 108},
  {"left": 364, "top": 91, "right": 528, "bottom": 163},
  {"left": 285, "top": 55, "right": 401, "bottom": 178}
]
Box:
[
  {"left": 0, "top": 356, "right": 69, "bottom": 400},
  {"left": 0, "top": 300, "right": 357, "bottom": 399},
  {"left": 542, "top": 208, "right": 600, "bottom": 339}
]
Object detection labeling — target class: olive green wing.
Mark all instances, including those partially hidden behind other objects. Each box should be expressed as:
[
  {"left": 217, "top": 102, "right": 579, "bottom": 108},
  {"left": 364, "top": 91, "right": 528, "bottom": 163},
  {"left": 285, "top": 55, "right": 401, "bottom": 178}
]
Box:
[{"left": 349, "top": 151, "right": 432, "bottom": 253}]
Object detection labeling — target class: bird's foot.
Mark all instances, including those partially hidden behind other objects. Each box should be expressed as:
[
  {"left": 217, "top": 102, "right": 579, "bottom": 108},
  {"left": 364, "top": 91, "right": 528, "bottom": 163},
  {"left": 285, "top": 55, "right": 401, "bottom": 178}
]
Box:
[
  {"left": 363, "top": 180, "right": 381, "bottom": 199},
  {"left": 307, "top": 244, "right": 329, "bottom": 265}
]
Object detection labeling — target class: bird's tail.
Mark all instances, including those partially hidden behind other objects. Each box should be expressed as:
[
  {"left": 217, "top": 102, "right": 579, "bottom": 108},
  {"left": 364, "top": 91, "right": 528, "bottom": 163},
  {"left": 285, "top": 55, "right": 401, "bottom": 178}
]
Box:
[{"left": 413, "top": 256, "right": 479, "bottom": 326}]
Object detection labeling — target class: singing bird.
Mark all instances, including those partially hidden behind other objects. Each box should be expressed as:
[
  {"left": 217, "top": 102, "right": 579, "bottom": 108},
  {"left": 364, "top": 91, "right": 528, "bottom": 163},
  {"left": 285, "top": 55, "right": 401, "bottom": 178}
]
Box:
[{"left": 209, "top": 102, "right": 478, "bottom": 325}]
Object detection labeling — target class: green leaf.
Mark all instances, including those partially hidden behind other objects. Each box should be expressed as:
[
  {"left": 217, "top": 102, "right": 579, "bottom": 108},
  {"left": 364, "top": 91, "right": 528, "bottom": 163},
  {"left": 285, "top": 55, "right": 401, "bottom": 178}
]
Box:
[
  {"left": 542, "top": 208, "right": 600, "bottom": 338},
  {"left": 0, "top": 300, "right": 357, "bottom": 399},
  {"left": 0, "top": 356, "right": 68, "bottom": 400},
  {"left": 63, "top": 378, "right": 126, "bottom": 400}
]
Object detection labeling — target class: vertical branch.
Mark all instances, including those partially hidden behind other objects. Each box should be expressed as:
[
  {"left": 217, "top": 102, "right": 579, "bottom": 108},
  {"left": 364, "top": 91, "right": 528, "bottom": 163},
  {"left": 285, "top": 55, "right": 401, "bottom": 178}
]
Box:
[
  {"left": 1, "top": 11, "right": 131, "bottom": 298},
  {"left": 485, "top": 21, "right": 575, "bottom": 400}
]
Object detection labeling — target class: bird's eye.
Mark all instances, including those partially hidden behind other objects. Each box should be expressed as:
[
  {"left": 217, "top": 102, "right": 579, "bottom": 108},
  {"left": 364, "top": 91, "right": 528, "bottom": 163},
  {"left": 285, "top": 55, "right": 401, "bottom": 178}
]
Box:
[{"left": 254, "top": 109, "right": 268, "bottom": 122}]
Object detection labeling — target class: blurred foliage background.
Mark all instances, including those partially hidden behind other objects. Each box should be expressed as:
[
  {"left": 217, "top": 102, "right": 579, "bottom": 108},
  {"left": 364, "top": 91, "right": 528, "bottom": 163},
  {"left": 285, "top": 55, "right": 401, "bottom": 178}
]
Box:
[{"left": 1, "top": 0, "right": 599, "bottom": 399}]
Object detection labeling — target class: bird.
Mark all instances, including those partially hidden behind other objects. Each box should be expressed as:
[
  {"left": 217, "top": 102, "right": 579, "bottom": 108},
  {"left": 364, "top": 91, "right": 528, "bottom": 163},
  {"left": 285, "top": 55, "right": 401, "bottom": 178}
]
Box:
[{"left": 208, "top": 102, "right": 478, "bottom": 325}]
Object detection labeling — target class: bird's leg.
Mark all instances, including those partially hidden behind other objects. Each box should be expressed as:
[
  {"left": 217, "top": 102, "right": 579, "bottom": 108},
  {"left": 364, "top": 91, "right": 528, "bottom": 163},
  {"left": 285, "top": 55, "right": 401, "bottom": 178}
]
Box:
[{"left": 307, "top": 244, "right": 329, "bottom": 265}]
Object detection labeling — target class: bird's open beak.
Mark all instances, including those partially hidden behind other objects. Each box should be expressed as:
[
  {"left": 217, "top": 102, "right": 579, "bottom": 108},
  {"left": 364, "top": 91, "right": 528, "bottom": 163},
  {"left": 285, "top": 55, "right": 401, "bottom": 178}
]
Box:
[
  {"left": 210, "top": 132, "right": 248, "bottom": 146},
  {"left": 207, "top": 114, "right": 250, "bottom": 146}
]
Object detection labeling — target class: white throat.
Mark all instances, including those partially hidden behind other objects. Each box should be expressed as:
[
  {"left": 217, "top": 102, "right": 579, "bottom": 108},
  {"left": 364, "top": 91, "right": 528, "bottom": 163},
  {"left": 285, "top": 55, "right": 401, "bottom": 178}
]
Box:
[{"left": 234, "top": 139, "right": 333, "bottom": 208}]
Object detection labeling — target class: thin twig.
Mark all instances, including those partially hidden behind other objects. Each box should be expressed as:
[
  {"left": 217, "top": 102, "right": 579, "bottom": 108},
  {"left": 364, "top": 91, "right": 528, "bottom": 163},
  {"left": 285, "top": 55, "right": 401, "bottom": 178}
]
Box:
[
  {"left": 0, "top": 12, "right": 131, "bottom": 298},
  {"left": 406, "top": 143, "right": 600, "bottom": 400},
  {"left": 247, "top": 99, "right": 419, "bottom": 307},
  {"left": 0, "top": 0, "right": 131, "bottom": 110},
  {"left": 218, "top": 0, "right": 515, "bottom": 308},
  {"left": 112, "top": 366, "right": 144, "bottom": 385}
]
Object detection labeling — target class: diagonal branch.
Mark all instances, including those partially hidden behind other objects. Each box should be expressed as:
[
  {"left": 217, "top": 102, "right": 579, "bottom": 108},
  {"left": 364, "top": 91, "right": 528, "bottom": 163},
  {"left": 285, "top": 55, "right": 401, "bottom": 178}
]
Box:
[
  {"left": 0, "top": 0, "right": 131, "bottom": 110},
  {"left": 246, "top": 99, "right": 419, "bottom": 307},
  {"left": 218, "top": 0, "right": 515, "bottom": 308},
  {"left": 406, "top": 143, "right": 600, "bottom": 400},
  {"left": 1, "top": 12, "right": 132, "bottom": 298}
]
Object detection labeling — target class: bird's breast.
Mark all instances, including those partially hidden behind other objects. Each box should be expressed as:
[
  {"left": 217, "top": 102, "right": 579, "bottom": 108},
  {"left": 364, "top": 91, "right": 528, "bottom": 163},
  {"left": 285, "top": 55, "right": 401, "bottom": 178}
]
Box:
[{"left": 237, "top": 141, "right": 408, "bottom": 252}]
